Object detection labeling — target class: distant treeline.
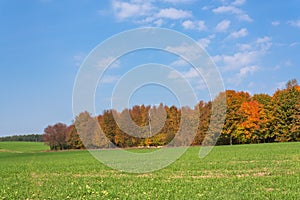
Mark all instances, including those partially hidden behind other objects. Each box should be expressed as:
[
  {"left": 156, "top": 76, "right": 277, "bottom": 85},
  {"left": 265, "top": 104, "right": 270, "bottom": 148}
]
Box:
[
  {"left": 43, "top": 79, "right": 300, "bottom": 150},
  {"left": 0, "top": 134, "right": 44, "bottom": 142}
]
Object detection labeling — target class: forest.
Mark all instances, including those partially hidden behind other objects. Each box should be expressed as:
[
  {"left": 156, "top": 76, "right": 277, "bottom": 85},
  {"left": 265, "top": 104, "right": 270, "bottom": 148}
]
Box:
[
  {"left": 43, "top": 79, "right": 300, "bottom": 150},
  {"left": 0, "top": 134, "right": 43, "bottom": 142}
]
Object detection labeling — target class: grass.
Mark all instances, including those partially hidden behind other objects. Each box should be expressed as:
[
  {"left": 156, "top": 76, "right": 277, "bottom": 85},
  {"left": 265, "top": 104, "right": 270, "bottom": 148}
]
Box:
[
  {"left": 0, "top": 142, "right": 299, "bottom": 199},
  {"left": 0, "top": 141, "right": 49, "bottom": 153}
]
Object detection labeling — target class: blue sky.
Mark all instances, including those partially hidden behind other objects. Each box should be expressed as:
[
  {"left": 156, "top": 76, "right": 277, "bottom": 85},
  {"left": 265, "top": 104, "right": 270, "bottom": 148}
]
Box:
[{"left": 0, "top": 0, "right": 300, "bottom": 136}]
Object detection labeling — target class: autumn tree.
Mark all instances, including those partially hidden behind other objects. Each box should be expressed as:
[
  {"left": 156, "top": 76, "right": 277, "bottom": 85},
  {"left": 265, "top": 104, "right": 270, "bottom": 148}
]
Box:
[
  {"left": 74, "top": 111, "right": 109, "bottom": 149},
  {"left": 160, "top": 105, "right": 180, "bottom": 146},
  {"left": 45, "top": 79, "right": 300, "bottom": 150},
  {"left": 193, "top": 101, "right": 212, "bottom": 145},
  {"left": 219, "top": 90, "right": 250, "bottom": 145},
  {"left": 286, "top": 79, "right": 298, "bottom": 89},
  {"left": 44, "top": 123, "right": 68, "bottom": 150},
  {"left": 98, "top": 110, "right": 118, "bottom": 146},
  {"left": 66, "top": 125, "right": 84, "bottom": 149},
  {"left": 236, "top": 100, "right": 267, "bottom": 143}
]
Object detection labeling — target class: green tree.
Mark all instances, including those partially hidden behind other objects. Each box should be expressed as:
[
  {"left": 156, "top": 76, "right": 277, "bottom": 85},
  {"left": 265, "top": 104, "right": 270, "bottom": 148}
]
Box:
[
  {"left": 252, "top": 94, "right": 274, "bottom": 142},
  {"left": 272, "top": 81, "right": 300, "bottom": 142},
  {"left": 291, "top": 100, "right": 300, "bottom": 141}
]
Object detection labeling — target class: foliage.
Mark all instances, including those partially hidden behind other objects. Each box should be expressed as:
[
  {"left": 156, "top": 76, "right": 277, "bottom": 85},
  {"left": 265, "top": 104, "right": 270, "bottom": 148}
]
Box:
[
  {"left": 43, "top": 79, "right": 300, "bottom": 149},
  {"left": 236, "top": 100, "right": 267, "bottom": 143},
  {"left": 272, "top": 84, "right": 300, "bottom": 142},
  {"left": 0, "top": 134, "right": 44, "bottom": 142},
  {"left": 44, "top": 123, "right": 68, "bottom": 150},
  {"left": 218, "top": 90, "right": 250, "bottom": 145}
]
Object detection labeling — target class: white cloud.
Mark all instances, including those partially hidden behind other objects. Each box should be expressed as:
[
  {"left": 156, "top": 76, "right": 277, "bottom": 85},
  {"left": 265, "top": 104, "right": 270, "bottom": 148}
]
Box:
[
  {"left": 96, "top": 56, "right": 120, "bottom": 70},
  {"left": 256, "top": 36, "right": 271, "bottom": 44},
  {"left": 238, "top": 14, "right": 253, "bottom": 22},
  {"left": 101, "top": 75, "right": 120, "bottom": 84},
  {"left": 156, "top": 8, "right": 192, "bottom": 19},
  {"left": 165, "top": 43, "right": 202, "bottom": 60},
  {"left": 110, "top": 1, "right": 194, "bottom": 27},
  {"left": 73, "top": 53, "right": 86, "bottom": 67},
  {"left": 168, "top": 68, "right": 207, "bottom": 91},
  {"left": 168, "top": 68, "right": 200, "bottom": 79},
  {"left": 197, "top": 35, "right": 214, "bottom": 49},
  {"left": 271, "top": 21, "right": 280, "bottom": 26},
  {"left": 182, "top": 20, "right": 194, "bottom": 29},
  {"left": 182, "top": 20, "right": 207, "bottom": 31},
  {"left": 228, "top": 65, "right": 259, "bottom": 85},
  {"left": 161, "top": 0, "right": 195, "bottom": 3},
  {"left": 153, "top": 19, "right": 163, "bottom": 26},
  {"left": 168, "top": 70, "right": 181, "bottom": 79},
  {"left": 255, "top": 37, "right": 272, "bottom": 52},
  {"left": 183, "top": 68, "right": 199, "bottom": 78},
  {"left": 112, "top": 0, "right": 153, "bottom": 21},
  {"left": 290, "top": 42, "right": 300, "bottom": 47},
  {"left": 212, "top": 5, "right": 253, "bottom": 22},
  {"left": 229, "top": 28, "right": 248, "bottom": 39},
  {"left": 237, "top": 43, "right": 251, "bottom": 51},
  {"left": 238, "top": 65, "right": 259, "bottom": 77},
  {"left": 213, "top": 6, "right": 241, "bottom": 14},
  {"left": 288, "top": 20, "right": 300, "bottom": 28},
  {"left": 215, "top": 20, "right": 231, "bottom": 32},
  {"left": 197, "top": 38, "right": 211, "bottom": 49},
  {"left": 170, "top": 59, "right": 188, "bottom": 67},
  {"left": 232, "top": 0, "right": 246, "bottom": 6},
  {"left": 168, "top": 36, "right": 213, "bottom": 67},
  {"left": 214, "top": 51, "right": 258, "bottom": 71},
  {"left": 214, "top": 36, "right": 272, "bottom": 72},
  {"left": 202, "top": 6, "right": 210, "bottom": 11}
]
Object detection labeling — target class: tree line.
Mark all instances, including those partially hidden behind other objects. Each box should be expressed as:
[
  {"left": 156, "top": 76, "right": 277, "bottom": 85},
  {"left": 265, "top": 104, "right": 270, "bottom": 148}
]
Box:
[
  {"left": 44, "top": 79, "right": 300, "bottom": 150},
  {"left": 0, "top": 134, "right": 44, "bottom": 142}
]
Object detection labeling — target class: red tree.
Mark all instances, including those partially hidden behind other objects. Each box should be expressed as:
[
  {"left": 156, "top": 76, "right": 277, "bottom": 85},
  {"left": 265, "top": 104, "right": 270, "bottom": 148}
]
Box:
[{"left": 44, "top": 123, "right": 68, "bottom": 150}]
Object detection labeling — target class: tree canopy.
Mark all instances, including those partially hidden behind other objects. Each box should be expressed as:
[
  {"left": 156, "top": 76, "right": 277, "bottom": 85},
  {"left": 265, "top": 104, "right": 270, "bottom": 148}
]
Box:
[{"left": 43, "top": 79, "right": 300, "bottom": 150}]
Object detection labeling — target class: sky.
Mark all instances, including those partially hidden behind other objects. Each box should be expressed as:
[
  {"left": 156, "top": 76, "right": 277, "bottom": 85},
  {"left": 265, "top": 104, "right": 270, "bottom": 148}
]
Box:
[{"left": 0, "top": 0, "right": 300, "bottom": 136}]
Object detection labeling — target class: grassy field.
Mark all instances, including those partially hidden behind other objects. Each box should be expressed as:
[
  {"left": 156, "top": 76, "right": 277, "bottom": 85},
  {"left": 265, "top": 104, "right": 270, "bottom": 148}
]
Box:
[
  {"left": 0, "top": 142, "right": 49, "bottom": 153},
  {"left": 0, "top": 142, "right": 299, "bottom": 199}
]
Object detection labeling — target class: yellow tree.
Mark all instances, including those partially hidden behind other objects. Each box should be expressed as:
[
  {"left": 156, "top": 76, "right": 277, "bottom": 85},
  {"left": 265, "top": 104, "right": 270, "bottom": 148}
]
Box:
[{"left": 220, "top": 90, "right": 250, "bottom": 145}]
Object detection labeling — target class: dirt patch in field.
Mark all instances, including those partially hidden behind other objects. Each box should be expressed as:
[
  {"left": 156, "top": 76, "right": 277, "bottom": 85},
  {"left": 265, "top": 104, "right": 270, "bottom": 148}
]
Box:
[
  {"left": 0, "top": 149, "right": 22, "bottom": 153},
  {"left": 137, "top": 173, "right": 153, "bottom": 178},
  {"left": 31, "top": 172, "right": 61, "bottom": 179},
  {"left": 72, "top": 172, "right": 128, "bottom": 178},
  {"left": 253, "top": 172, "right": 271, "bottom": 176},
  {"left": 170, "top": 171, "right": 226, "bottom": 179},
  {"left": 265, "top": 188, "right": 275, "bottom": 192},
  {"left": 228, "top": 160, "right": 259, "bottom": 164}
]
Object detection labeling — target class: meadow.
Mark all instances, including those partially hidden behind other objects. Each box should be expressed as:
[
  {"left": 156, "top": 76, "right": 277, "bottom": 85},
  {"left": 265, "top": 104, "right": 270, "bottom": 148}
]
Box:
[{"left": 0, "top": 142, "right": 299, "bottom": 199}]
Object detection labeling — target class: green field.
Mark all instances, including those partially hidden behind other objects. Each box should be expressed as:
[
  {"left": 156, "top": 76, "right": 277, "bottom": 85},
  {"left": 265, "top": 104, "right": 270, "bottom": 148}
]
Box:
[
  {"left": 0, "top": 142, "right": 299, "bottom": 199},
  {"left": 0, "top": 142, "right": 49, "bottom": 153}
]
